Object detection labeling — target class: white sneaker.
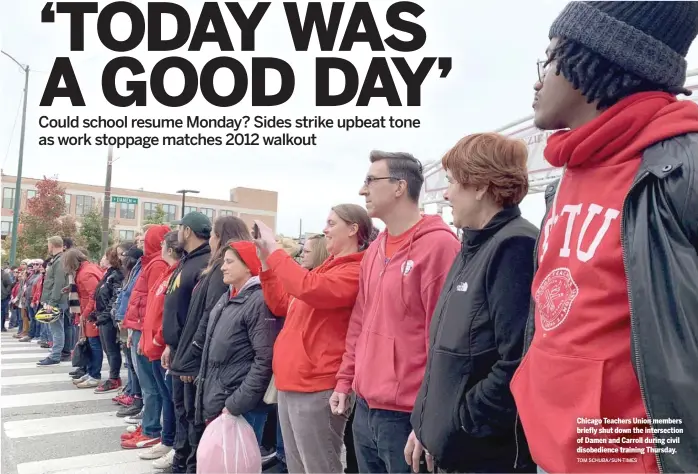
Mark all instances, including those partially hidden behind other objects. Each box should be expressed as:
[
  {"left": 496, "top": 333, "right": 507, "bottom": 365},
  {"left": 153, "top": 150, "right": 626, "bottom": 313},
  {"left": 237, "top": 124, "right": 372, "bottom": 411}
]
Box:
[
  {"left": 76, "top": 377, "right": 100, "bottom": 389},
  {"left": 139, "top": 442, "right": 172, "bottom": 460},
  {"left": 73, "top": 374, "right": 89, "bottom": 385},
  {"left": 125, "top": 411, "right": 142, "bottom": 424},
  {"left": 126, "top": 423, "right": 140, "bottom": 433},
  {"left": 152, "top": 449, "right": 175, "bottom": 470}
]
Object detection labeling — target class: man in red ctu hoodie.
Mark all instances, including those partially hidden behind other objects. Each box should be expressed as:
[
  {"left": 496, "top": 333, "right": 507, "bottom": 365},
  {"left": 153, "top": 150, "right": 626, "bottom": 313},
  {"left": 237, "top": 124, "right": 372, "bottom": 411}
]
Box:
[
  {"left": 331, "top": 151, "right": 460, "bottom": 473},
  {"left": 121, "top": 224, "right": 170, "bottom": 451},
  {"left": 510, "top": 3, "right": 698, "bottom": 474}
]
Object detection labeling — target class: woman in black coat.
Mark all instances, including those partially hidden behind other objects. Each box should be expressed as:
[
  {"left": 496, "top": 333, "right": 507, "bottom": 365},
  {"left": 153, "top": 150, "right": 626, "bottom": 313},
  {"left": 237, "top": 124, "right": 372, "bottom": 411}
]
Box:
[{"left": 195, "top": 240, "right": 276, "bottom": 443}]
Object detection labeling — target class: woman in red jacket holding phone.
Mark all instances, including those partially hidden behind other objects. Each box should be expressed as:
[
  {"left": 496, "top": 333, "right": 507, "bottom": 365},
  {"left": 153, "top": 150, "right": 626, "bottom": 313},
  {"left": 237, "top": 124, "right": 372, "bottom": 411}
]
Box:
[{"left": 255, "top": 204, "right": 375, "bottom": 474}]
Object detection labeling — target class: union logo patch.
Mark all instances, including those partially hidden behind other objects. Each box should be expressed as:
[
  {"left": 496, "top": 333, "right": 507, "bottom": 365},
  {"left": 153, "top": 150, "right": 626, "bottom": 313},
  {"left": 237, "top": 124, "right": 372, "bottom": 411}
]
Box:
[{"left": 534, "top": 267, "right": 579, "bottom": 331}]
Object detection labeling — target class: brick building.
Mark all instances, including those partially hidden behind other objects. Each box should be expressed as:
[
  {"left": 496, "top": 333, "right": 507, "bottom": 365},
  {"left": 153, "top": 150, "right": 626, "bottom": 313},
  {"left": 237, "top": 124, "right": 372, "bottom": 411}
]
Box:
[{"left": 1, "top": 173, "right": 277, "bottom": 241}]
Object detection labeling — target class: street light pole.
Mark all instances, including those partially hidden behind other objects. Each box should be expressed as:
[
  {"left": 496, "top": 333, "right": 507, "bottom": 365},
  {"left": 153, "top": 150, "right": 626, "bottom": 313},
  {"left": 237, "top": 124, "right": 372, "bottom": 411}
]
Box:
[
  {"left": 101, "top": 145, "right": 114, "bottom": 255},
  {"left": 2, "top": 50, "right": 30, "bottom": 266},
  {"left": 176, "top": 189, "right": 199, "bottom": 219}
]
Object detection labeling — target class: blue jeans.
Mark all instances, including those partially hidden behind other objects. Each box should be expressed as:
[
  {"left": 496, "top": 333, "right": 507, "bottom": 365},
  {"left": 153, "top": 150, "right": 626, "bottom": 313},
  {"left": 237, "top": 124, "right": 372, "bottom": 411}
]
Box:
[
  {"left": 13, "top": 309, "right": 22, "bottom": 333},
  {"left": 353, "top": 396, "right": 412, "bottom": 474},
  {"left": 243, "top": 406, "right": 269, "bottom": 445},
  {"left": 48, "top": 313, "right": 65, "bottom": 362},
  {"left": 40, "top": 322, "right": 51, "bottom": 342},
  {"left": 134, "top": 331, "right": 162, "bottom": 438},
  {"left": 63, "top": 311, "right": 75, "bottom": 355},
  {"left": 28, "top": 306, "right": 39, "bottom": 338},
  {"left": 86, "top": 336, "right": 103, "bottom": 379},
  {"left": 123, "top": 333, "right": 141, "bottom": 397},
  {"left": 153, "top": 360, "right": 176, "bottom": 447}
]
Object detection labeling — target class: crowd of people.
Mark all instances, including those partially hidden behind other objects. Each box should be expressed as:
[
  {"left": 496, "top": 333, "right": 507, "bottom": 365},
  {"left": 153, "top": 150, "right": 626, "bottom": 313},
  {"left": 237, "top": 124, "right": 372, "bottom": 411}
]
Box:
[{"left": 2, "top": 2, "right": 698, "bottom": 474}]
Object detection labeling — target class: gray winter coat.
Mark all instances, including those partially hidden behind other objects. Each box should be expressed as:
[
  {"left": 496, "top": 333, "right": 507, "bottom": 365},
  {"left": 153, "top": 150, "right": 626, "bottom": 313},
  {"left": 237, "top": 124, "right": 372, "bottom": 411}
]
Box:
[
  {"left": 41, "top": 252, "right": 68, "bottom": 308},
  {"left": 195, "top": 277, "right": 275, "bottom": 423}
]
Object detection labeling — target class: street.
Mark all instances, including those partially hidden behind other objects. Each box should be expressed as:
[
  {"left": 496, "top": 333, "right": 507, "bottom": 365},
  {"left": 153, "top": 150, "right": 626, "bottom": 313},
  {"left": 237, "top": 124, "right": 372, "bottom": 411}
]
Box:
[{"left": 0, "top": 331, "right": 153, "bottom": 474}]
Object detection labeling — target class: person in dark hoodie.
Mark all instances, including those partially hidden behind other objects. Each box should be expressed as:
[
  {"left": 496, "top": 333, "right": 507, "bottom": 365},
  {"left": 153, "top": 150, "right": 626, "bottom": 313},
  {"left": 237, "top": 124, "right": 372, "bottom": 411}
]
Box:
[
  {"left": 121, "top": 224, "right": 171, "bottom": 450},
  {"left": 195, "top": 241, "right": 274, "bottom": 436},
  {"left": 93, "top": 245, "right": 125, "bottom": 393},
  {"left": 161, "top": 211, "right": 212, "bottom": 474},
  {"left": 406, "top": 133, "right": 537, "bottom": 473},
  {"left": 509, "top": 3, "right": 698, "bottom": 474}
]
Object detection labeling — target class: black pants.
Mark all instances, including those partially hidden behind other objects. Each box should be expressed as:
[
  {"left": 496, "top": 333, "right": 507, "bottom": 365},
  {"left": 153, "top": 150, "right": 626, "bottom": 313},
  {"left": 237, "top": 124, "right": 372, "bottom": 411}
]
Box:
[
  {"left": 98, "top": 321, "right": 122, "bottom": 379},
  {"left": 345, "top": 408, "right": 358, "bottom": 473},
  {"left": 172, "top": 376, "right": 205, "bottom": 473},
  {"left": 353, "top": 396, "right": 412, "bottom": 474}
]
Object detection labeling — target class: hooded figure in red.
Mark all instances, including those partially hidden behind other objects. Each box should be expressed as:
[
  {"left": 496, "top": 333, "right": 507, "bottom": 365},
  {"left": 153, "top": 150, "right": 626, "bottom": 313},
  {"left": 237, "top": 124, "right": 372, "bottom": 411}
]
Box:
[{"left": 123, "top": 225, "right": 171, "bottom": 331}]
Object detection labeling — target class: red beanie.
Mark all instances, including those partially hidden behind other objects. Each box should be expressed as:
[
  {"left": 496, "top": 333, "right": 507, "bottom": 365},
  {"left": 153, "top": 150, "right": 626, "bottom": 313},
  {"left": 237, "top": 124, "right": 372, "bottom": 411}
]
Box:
[{"left": 229, "top": 241, "right": 261, "bottom": 276}]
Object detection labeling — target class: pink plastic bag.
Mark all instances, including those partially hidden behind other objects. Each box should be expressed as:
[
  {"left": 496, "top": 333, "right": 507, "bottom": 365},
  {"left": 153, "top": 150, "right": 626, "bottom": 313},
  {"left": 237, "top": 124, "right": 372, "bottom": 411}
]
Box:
[{"left": 197, "top": 413, "right": 262, "bottom": 474}]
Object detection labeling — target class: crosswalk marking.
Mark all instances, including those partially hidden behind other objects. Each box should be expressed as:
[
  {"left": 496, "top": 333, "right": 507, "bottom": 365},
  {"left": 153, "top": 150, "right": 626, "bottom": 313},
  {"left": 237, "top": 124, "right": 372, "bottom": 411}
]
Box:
[
  {"left": 1, "top": 388, "right": 114, "bottom": 409},
  {"left": 4, "top": 411, "right": 127, "bottom": 438},
  {"left": 1, "top": 370, "right": 126, "bottom": 386},
  {"left": 0, "top": 351, "right": 54, "bottom": 360},
  {"left": 16, "top": 450, "right": 153, "bottom": 474},
  {"left": 0, "top": 345, "right": 51, "bottom": 352},
  {"left": 1, "top": 360, "right": 109, "bottom": 370}
]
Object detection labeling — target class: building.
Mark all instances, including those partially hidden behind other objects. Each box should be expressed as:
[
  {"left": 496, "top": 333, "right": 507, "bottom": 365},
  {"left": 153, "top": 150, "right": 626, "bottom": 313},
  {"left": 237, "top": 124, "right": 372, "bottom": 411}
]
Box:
[{"left": 1, "top": 173, "right": 278, "bottom": 241}]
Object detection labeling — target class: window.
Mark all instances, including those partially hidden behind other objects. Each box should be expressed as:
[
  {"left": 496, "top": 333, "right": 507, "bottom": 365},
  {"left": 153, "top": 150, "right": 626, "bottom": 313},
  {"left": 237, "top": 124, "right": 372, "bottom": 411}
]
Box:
[
  {"left": 219, "top": 210, "right": 234, "bottom": 217},
  {"left": 118, "top": 230, "right": 135, "bottom": 241},
  {"left": 161, "top": 204, "right": 177, "bottom": 222},
  {"left": 75, "top": 195, "right": 94, "bottom": 216},
  {"left": 26, "top": 189, "right": 37, "bottom": 199},
  {"left": 200, "top": 208, "right": 214, "bottom": 219},
  {"left": 120, "top": 203, "right": 136, "bottom": 219},
  {"left": 143, "top": 202, "right": 157, "bottom": 220},
  {"left": 184, "top": 206, "right": 197, "bottom": 215},
  {"left": 1, "top": 221, "right": 12, "bottom": 236},
  {"left": 2, "top": 187, "right": 15, "bottom": 209},
  {"left": 64, "top": 194, "right": 72, "bottom": 213}
]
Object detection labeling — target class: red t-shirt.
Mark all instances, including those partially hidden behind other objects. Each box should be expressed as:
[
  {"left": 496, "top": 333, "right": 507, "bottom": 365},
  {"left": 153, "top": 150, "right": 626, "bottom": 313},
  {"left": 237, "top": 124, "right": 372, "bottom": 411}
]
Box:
[{"left": 385, "top": 219, "right": 422, "bottom": 260}]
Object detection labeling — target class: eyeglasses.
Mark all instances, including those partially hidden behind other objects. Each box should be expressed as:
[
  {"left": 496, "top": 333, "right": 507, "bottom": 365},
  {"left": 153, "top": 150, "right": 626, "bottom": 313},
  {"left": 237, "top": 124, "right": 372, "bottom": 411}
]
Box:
[
  {"left": 363, "top": 176, "right": 399, "bottom": 187},
  {"left": 537, "top": 59, "right": 551, "bottom": 83}
]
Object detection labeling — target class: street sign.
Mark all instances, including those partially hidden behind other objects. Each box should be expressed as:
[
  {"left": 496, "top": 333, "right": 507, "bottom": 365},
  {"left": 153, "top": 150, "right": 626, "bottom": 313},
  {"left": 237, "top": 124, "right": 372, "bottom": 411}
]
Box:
[{"left": 111, "top": 196, "right": 138, "bottom": 204}]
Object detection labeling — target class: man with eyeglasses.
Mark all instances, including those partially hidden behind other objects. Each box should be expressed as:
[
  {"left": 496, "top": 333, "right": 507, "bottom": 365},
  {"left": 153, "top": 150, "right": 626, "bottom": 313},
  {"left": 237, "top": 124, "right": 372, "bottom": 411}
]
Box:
[
  {"left": 331, "top": 151, "right": 460, "bottom": 473},
  {"left": 510, "top": 2, "right": 698, "bottom": 474}
]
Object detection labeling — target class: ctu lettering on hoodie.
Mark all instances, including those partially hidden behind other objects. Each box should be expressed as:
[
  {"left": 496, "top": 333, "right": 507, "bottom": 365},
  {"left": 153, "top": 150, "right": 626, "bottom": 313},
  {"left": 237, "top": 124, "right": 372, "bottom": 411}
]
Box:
[{"left": 539, "top": 203, "right": 620, "bottom": 264}]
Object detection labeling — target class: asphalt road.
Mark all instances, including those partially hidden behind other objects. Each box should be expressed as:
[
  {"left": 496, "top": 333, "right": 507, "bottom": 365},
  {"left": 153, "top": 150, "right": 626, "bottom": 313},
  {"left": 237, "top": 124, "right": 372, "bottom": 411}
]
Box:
[{"left": 1, "top": 331, "right": 153, "bottom": 474}]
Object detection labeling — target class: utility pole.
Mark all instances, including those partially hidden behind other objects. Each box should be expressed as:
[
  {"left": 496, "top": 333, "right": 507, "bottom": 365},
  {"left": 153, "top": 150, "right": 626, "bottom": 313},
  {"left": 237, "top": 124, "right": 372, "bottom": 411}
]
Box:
[
  {"left": 299, "top": 218, "right": 302, "bottom": 240},
  {"left": 3, "top": 49, "right": 30, "bottom": 265},
  {"left": 176, "top": 189, "right": 199, "bottom": 219},
  {"left": 101, "top": 145, "right": 113, "bottom": 255}
]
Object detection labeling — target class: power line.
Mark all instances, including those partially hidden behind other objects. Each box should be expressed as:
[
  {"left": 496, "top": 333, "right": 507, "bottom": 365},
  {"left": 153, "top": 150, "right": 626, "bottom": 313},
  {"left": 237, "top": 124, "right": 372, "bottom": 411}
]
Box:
[{"left": 2, "top": 91, "right": 24, "bottom": 169}]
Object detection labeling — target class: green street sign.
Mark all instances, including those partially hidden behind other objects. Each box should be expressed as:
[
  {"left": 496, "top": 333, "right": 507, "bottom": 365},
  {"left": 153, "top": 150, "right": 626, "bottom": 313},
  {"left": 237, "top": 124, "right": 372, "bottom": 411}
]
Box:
[{"left": 111, "top": 196, "right": 138, "bottom": 204}]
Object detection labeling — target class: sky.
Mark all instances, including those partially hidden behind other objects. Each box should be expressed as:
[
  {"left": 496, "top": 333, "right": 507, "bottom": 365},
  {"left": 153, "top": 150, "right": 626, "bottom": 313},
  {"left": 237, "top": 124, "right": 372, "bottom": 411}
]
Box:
[{"left": 2, "top": 0, "right": 698, "bottom": 235}]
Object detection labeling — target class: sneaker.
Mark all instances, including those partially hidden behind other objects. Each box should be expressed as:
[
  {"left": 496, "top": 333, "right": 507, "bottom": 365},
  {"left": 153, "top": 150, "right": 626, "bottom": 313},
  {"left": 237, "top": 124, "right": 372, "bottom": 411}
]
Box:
[
  {"left": 121, "top": 424, "right": 142, "bottom": 440},
  {"left": 116, "top": 394, "right": 134, "bottom": 407},
  {"left": 152, "top": 449, "right": 176, "bottom": 470},
  {"left": 19, "top": 336, "right": 31, "bottom": 342},
  {"left": 60, "top": 353, "right": 71, "bottom": 362},
  {"left": 117, "top": 399, "right": 142, "bottom": 418},
  {"left": 69, "top": 368, "right": 84, "bottom": 377},
  {"left": 37, "top": 358, "right": 60, "bottom": 367},
  {"left": 261, "top": 447, "right": 277, "bottom": 464},
  {"left": 139, "top": 442, "right": 172, "bottom": 460},
  {"left": 94, "top": 378, "right": 122, "bottom": 393},
  {"left": 73, "top": 374, "right": 90, "bottom": 385},
  {"left": 121, "top": 432, "right": 159, "bottom": 449},
  {"left": 125, "top": 411, "right": 143, "bottom": 424},
  {"left": 76, "top": 377, "right": 100, "bottom": 388}
]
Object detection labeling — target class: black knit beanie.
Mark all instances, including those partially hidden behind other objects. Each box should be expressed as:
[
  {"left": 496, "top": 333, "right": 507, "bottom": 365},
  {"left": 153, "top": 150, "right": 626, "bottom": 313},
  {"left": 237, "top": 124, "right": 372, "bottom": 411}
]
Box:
[{"left": 550, "top": 1, "right": 698, "bottom": 88}]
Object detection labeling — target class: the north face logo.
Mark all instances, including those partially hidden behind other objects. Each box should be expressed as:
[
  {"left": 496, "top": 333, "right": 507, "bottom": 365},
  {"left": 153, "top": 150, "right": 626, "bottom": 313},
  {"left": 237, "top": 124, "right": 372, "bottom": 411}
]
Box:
[{"left": 535, "top": 267, "right": 579, "bottom": 331}]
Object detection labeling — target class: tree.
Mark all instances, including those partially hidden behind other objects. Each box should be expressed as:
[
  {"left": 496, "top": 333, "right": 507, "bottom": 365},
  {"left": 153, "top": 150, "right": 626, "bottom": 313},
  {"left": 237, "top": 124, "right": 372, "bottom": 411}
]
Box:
[
  {"left": 143, "top": 204, "right": 166, "bottom": 225},
  {"left": 7, "top": 176, "right": 78, "bottom": 260},
  {"left": 79, "top": 208, "right": 113, "bottom": 260}
]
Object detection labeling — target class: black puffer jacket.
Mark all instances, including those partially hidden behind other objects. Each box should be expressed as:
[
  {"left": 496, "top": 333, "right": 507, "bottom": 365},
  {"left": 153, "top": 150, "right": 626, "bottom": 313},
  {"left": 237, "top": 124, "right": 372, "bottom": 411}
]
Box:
[
  {"left": 169, "top": 262, "right": 228, "bottom": 377},
  {"left": 195, "top": 277, "right": 275, "bottom": 423},
  {"left": 91, "top": 267, "right": 125, "bottom": 326}
]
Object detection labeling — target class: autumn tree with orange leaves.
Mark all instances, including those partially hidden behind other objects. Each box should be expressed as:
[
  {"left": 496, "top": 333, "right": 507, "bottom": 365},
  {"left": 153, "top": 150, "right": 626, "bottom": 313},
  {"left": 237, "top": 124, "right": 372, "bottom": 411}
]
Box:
[{"left": 2, "top": 177, "right": 78, "bottom": 260}]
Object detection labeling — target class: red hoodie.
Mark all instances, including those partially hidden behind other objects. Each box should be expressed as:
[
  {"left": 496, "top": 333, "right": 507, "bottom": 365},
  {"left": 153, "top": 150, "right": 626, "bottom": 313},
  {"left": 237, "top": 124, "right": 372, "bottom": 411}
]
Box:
[
  {"left": 511, "top": 93, "right": 698, "bottom": 473},
  {"left": 335, "top": 215, "right": 460, "bottom": 412},
  {"left": 123, "top": 225, "right": 170, "bottom": 331},
  {"left": 76, "top": 262, "right": 104, "bottom": 338},
  {"left": 260, "top": 249, "right": 364, "bottom": 393},
  {"left": 141, "top": 262, "right": 178, "bottom": 361}
]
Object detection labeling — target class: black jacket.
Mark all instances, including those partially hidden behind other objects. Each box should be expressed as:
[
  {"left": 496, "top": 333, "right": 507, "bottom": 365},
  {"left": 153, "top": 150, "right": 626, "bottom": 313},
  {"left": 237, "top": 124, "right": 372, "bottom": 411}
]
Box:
[
  {"left": 163, "top": 243, "right": 210, "bottom": 349},
  {"left": 169, "top": 261, "right": 228, "bottom": 377},
  {"left": 194, "top": 278, "right": 275, "bottom": 423},
  {"left": 412, "top": 207, "right": 537, "bottom": 473},
  {"left": 91, "top": 267, "right": 124, "bottom": 326},
  {"left": 514, "top": 134, "right": 698, "bottom": 473}
]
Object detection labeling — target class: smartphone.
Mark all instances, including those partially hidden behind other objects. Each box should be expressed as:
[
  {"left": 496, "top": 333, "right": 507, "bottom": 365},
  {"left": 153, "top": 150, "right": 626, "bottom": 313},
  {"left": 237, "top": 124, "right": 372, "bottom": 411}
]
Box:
[{"left": 252, "top": 223, "right": 260, "bottom": 239}]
